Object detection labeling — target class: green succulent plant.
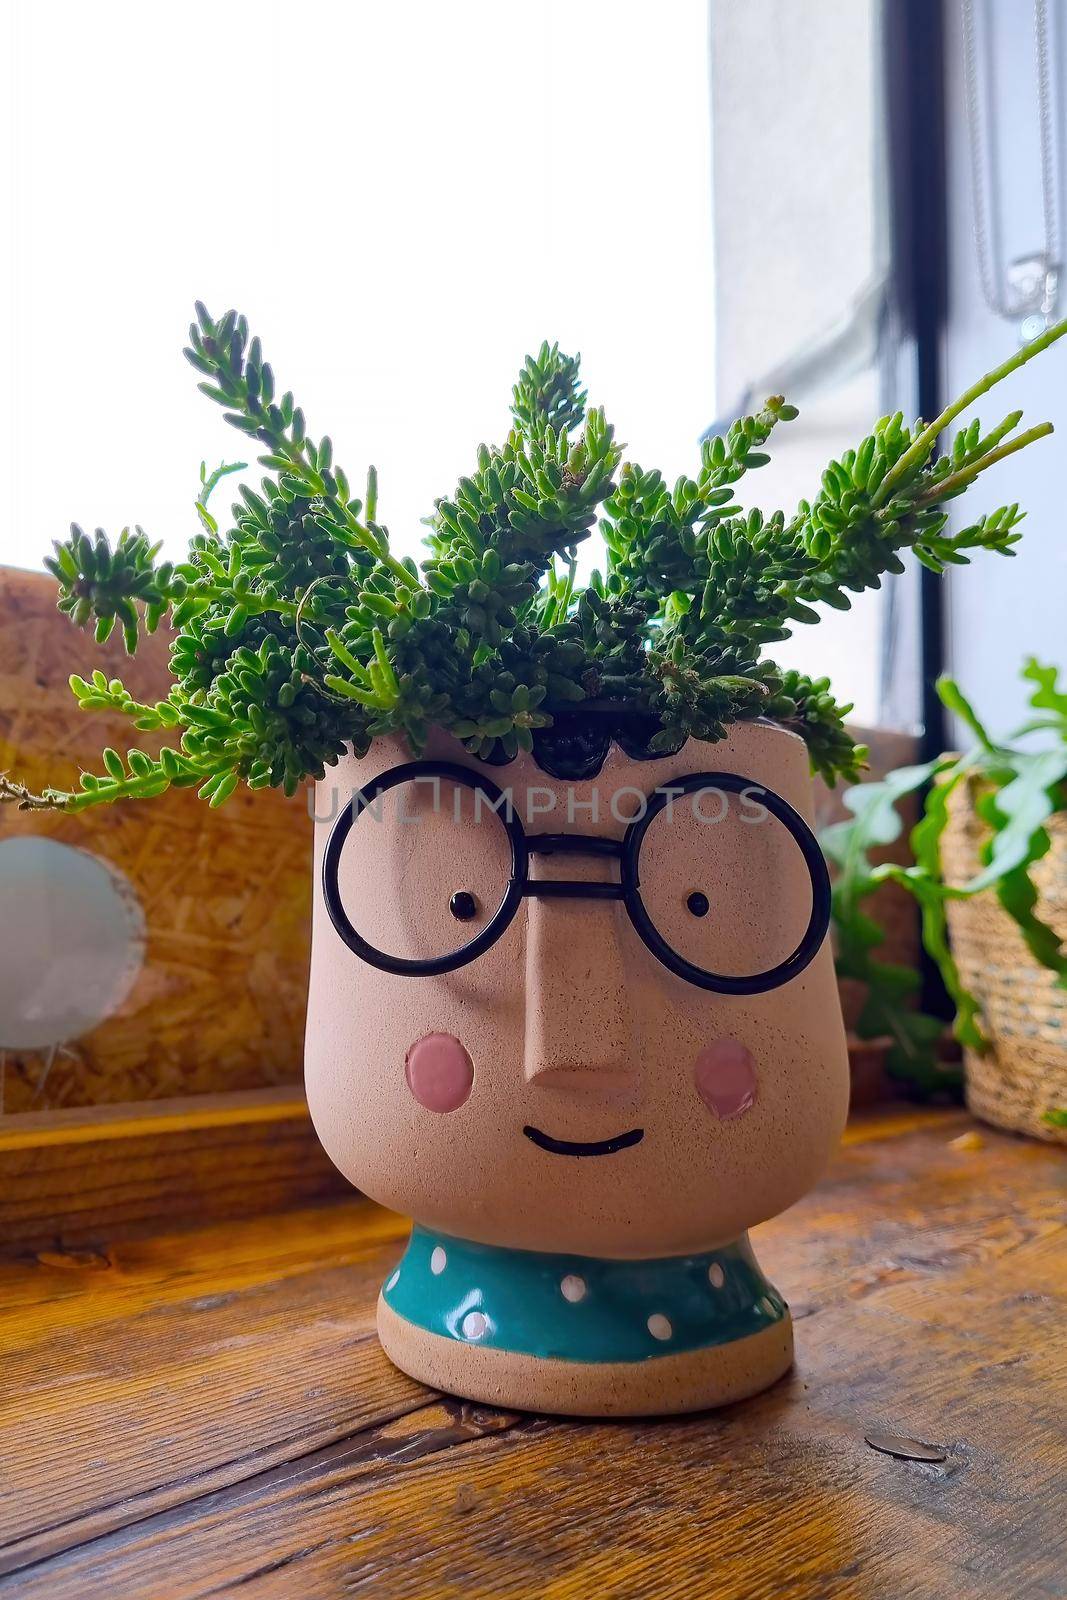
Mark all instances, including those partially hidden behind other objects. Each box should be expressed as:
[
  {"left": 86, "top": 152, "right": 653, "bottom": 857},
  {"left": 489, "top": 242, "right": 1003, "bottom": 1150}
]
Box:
[{"left": 4, "top": 306, "right": 1066, "bottom": 813}]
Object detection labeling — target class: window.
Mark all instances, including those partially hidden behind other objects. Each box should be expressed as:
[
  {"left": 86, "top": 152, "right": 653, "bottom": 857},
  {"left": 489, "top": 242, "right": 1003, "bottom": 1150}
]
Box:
[
  {"left": 4, "top": 0, "right": 900, "bottom": 729},
  {"left": 1, "top": 2, "right": 712, "bottom": 578},
  {"left": 709, "top": 1, "right": 892, "bottom": 729}
]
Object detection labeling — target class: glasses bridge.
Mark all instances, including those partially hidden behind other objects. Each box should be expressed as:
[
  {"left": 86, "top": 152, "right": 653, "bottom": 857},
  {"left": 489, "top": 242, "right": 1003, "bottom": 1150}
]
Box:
[{"left": 523, "top": 832, "right": 626, "bottom": 900}]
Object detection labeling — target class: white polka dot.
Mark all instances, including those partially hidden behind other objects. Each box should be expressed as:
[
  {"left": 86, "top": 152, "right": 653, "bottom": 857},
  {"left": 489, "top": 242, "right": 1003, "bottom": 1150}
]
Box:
[
  {"left": 385, "top": 1269, "right": 400, "bottom": 1291},
  {"left": 430, "top": 1246, "right": 447, "bottom": 1275},
  {"left": 708, "top": 1262, "right": 725, "bottom": 1290},
  {"left": 461, "top": 1310, "right": 488, "bottom": 1340},
  {"left": 560, "top": 1274, "right": 587, "bottom": 1303},
  {"left": 647, "top": 1313, "right": 673, "bottom": 1342}
]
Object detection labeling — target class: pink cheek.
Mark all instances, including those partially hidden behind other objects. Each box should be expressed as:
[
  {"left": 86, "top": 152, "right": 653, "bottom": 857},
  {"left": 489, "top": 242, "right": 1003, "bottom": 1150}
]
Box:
[
  {"left": 405, "top": 1032, "right": 474, "bottom": 1113},
  {"left": 694, "top": 1039, "right": 758, "bottom": 1120}
]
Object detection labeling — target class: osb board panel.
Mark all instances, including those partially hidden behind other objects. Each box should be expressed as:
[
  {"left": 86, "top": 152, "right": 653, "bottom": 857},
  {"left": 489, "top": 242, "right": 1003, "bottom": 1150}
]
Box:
[
  {"left": 0, "top": 567, "right": 311, "bottom": 1111},
  {"left": 1, "top": 1110, "right": 1064, "bottom": 1598}
]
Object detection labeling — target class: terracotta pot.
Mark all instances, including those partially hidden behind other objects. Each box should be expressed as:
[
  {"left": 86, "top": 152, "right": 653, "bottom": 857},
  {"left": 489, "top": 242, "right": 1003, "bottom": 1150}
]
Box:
[{"left": 305, "top": 719, "right": 849, "bottom": 1415}]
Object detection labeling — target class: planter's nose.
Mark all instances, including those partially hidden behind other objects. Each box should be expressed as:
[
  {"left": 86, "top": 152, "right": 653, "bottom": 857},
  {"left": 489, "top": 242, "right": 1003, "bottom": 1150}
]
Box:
[{"left": 523, "top": 893, "right": 636, "bottom": 1091}]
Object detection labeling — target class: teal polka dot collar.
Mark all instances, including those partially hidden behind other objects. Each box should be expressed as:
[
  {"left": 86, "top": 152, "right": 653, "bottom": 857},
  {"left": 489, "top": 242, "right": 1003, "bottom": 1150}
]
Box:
[{"left": 382, "top": 1226, "right": 787, "bottom": 1364}]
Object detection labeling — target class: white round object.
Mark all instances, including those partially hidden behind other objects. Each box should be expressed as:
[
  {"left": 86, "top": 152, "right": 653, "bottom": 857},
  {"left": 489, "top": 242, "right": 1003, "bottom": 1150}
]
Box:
[{"left": 0, "top": 837, "right": 145, "bottom": 1050}]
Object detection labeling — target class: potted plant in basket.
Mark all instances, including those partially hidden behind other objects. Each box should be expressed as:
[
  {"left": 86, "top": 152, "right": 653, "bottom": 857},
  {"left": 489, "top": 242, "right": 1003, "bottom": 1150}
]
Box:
[
  {"left": 824, "top": 660, "right": 1067, "bottom": 1142},
  {"left": 5, "top": 306, "right": 1065, "bottom": 1414}
]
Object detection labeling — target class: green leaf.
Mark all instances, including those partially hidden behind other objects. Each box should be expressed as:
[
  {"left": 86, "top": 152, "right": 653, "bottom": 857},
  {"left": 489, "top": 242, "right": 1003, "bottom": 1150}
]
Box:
[
  {"left": 208, "top": 771, "right": 240, "bottom": 807},
  {"left": 1022, "top": 657, "right": 1067, "bottom": 721},
  {"left": 995, "top": 849, "right": 1067, "bottom": 986},
  {"left": 884, "top": 770, "right": 986, "bottom": 1050},
  {"left": 966, "top": 751, "right": 1067, "bottom": 892},
  {"left": 936, "top": 675, "right": 997, "bottom": 751}
]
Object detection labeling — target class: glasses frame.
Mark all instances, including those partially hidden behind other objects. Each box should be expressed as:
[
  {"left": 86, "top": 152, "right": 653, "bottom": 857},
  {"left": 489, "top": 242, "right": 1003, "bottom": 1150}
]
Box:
[{"left": 321, "top": 759, "right": 831, "bottom": 994}]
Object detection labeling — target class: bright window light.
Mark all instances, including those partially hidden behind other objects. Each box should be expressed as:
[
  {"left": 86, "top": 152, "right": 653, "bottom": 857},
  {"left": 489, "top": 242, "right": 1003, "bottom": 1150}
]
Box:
[{"left": 1, "top": 0, "right": 713, "bottom": 573}]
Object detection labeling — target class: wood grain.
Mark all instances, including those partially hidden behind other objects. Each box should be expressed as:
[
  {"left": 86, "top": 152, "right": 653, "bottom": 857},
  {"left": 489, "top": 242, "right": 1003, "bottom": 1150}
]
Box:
[
  {"left": 0, "top": 1089, "right": 348, "bottom": 1253},
  {"left": 0, "top": 1199, "right": 413, "bottom": 1571},
  {"left": 1, "top": 1113, "right": 1064, "bottom": 1598}
]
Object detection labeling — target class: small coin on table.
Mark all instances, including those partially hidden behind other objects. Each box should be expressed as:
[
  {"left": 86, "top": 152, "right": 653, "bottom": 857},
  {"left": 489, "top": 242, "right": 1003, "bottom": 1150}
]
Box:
[{"left": 864, "top": 1431, "right": 948, "bottom": 1463}]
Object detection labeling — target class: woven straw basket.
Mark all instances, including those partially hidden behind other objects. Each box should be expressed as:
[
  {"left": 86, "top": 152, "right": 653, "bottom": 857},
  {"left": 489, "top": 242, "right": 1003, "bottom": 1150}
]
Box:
[{"left": 941, "top": 774, "right": 1067, "bottom": 1144}]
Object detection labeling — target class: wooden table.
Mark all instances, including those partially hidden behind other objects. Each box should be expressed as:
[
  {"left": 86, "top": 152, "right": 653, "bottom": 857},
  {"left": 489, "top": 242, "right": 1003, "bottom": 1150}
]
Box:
[{"left": 1, "top": 1108, "right": 1064, "bottom": 1598}]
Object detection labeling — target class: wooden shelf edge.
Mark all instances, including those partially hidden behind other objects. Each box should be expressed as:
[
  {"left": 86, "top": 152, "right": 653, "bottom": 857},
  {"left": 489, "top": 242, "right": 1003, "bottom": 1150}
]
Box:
[
  {"left": 0, "top": 1085, "right": 349, "bottom": 1255},
  {"left": 0, "top": 1085, "right": 310, "bottom": 1152}
]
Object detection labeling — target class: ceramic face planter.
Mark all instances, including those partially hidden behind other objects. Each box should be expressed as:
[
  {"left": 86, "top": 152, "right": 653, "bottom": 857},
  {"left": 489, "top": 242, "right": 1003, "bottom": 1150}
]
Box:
[{"left": 305, "top": 718, "right": 849, "bottom": 1415}]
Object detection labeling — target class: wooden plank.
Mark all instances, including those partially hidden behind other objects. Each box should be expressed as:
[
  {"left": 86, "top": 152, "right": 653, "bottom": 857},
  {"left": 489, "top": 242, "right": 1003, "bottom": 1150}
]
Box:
[
  {"left": 838, "top": 1104, "right": 967, "bottom": 1145},
  {"left": 0, "top": 1089, "right": 349, "bottom": 1253},
  {"left": 1, "top": 1110, "right": 1063, "bottom": 1598},
  {"left": 0, "top": 1200, "right": 412, "bottom": 1575},
  {"left": 0, "top": 1087, "right": 311, "bottom": 1149}
]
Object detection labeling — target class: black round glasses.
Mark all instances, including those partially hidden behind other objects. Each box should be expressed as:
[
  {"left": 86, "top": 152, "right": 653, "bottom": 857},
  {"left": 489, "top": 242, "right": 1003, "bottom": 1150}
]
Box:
[{"left": 321, "top": 760, "right": 832, "bottom": 995}]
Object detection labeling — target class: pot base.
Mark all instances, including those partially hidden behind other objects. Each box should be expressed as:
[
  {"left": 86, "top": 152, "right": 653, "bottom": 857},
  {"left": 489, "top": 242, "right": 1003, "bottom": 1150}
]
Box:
[{"left": 378, "top": 1298, "right": 793, "bottom": 1417}]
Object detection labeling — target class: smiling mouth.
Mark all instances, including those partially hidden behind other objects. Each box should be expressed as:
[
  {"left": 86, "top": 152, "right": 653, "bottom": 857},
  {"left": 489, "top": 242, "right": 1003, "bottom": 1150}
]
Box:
[{"left": 522, "top": 1125, "right": 645, "bottom": 1157}]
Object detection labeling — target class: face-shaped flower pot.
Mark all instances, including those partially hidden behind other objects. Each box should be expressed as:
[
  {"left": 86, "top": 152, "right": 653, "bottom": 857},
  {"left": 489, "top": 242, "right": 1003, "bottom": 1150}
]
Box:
[{"left": 305, "top": 719, "right": 849, "bottom": 1415}]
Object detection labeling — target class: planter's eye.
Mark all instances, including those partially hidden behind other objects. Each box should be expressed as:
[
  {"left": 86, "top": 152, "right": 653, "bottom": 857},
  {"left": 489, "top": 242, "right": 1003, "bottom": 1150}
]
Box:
[
  {"left": 633, "top": 784, "right": 816, "bottom": 982},
  {"left": 325, "top": 771, "right": 512, "bottom": 968}
]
